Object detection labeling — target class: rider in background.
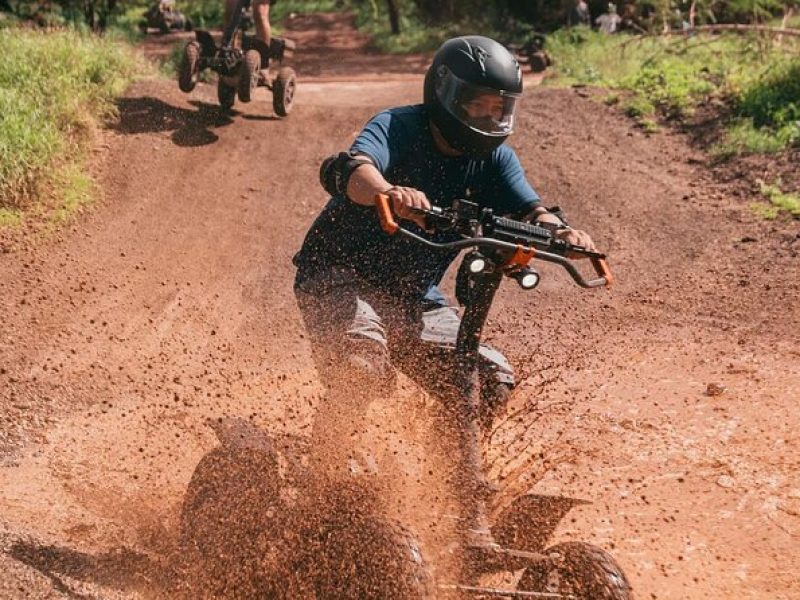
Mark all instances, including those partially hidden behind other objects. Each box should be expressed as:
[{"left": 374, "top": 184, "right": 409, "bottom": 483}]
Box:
[
  {"left": 596, "top": 2, "right": 622, "bottom": 33},
  {"left": 293, "top": 35, "right": 596, "bottom": 549},
  {"left": 225, "top": 0, "right": 274, "bottom": 46}
]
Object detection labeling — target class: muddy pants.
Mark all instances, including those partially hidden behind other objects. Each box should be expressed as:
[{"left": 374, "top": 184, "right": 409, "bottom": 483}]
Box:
[{"left": 294, "top": 268, "right": 514, "bottom": 428}]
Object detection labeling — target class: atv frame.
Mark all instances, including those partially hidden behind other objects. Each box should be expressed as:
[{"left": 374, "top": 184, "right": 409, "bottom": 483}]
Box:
[
  {"left": 177, "top": 0, "right": 296, "bottom": 115},
  {"left": 178, "top": 196, "right": 630, "bottom": 599}
]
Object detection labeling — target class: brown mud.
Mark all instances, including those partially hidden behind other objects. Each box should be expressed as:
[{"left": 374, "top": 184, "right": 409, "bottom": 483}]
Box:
[{"left": 1, "top": 12, "right": 799, "bottom": 600}]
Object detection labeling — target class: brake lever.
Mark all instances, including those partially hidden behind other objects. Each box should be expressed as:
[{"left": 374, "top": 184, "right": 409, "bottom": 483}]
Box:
[{"left": 375, "top": 194, "right": 452, "bottom": 234}]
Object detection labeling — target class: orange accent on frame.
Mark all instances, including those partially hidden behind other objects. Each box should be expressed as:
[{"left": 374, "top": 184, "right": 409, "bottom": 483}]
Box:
[{"left": 507, "top": 245, "right": 535, "bottom": 268}]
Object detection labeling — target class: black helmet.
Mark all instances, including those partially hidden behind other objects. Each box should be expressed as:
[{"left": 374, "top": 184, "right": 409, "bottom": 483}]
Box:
[{"left": 424, "top": 36, "right": 523, "bottom": 158}]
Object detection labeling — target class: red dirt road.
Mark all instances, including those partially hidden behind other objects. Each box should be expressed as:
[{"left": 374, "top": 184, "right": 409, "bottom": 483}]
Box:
[{"left": 1, "top": 13, "right": 799, "bottom": 599}]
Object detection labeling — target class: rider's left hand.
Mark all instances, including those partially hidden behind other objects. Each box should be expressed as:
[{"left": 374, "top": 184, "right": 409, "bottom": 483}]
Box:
[{"left": 556, "top": 228, "right": 596, "bottom": 257}]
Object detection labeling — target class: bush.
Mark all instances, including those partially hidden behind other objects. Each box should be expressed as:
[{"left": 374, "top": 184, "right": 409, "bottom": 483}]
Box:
[
  {"left": 737, "top": 58, "right": 800, "bottom": 135},
  {"left": 621, "top": 63, "right": 715, "bottom": 118},
  {"left": 546, "top": 30, "right": 800, "bottom": 152},
  {"left": 0, "top": 28, "right": 143, "bottom": 213},
  {"left": 758, "top": 179, "right": 800, "bottom": 217}
]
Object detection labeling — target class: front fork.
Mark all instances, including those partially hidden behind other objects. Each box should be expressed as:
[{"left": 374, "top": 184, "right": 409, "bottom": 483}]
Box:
[{"left": 453, "top": 270, "right": 503, "bottom": 540}]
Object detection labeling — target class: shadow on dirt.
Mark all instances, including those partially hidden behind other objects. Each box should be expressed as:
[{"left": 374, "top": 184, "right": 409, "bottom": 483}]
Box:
[
  {"left": 113, "top": 97, "right": 234, "bottom": 147},
  {"left": 7, "top": 540, "right": 174, "bottom": 598}
]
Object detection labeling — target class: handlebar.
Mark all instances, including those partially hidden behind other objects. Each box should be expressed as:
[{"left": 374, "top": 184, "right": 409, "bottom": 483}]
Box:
[{"left": 375, "top": 194, "right": 613, "bottom": 289}]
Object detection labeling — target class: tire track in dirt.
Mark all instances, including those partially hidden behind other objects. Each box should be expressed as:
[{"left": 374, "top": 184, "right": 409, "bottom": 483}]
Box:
[{"left": 2, "top": 13, "right": 800, "bottom": 599}]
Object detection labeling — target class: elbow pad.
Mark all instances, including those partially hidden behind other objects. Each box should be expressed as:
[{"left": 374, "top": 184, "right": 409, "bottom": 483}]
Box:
[{"left": 319, "top": 151, "right": 373, "bottom": 197}]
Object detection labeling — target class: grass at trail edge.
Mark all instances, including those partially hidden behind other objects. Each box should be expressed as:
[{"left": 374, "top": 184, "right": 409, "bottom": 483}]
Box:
[{"left": 0, "top": 28, "right": 145, "bottom": 225}]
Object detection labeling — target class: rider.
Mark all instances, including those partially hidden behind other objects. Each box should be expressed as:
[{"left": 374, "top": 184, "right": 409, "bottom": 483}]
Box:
[
  {"left": 293, "top": 36, "right": 596, "bottom": 549},
  {"left": 225, "top": 0, "right": 274, "bottom": 47}
]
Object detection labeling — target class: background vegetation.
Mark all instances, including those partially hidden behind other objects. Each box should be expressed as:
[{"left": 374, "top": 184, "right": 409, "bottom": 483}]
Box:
[
  {"left": 1, "top": 0, "right": 798, "bottom": 222},
  {"left": 544, "top": 28, "right": 799, "bottom": 152},
  {"left": 0, "top": 28, "right": 144, "bottom": 222}
]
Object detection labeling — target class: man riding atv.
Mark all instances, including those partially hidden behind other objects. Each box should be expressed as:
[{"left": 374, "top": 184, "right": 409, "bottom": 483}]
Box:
[{"left": 293, "top": 35, "right": 597, "bottom": 551}]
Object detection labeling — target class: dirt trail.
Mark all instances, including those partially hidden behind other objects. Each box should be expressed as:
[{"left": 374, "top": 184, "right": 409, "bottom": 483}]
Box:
[{"left": 1, "top": 12, "right": 799, "bottom": 600}]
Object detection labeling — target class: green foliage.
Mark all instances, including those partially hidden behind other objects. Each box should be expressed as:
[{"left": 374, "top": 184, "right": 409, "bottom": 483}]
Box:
[
  {"left": 711, "top": 59, "right": 800, "bottom": 154},
  {"left": 0, "top": 28, "right": 143, "bottom": 214},
  {"left": 758, "top": 179, "right": 800, "bottom": 217},
  {"left": 737, "top": 59, "right": 800, "bottom": 128},
  {"left": 4, "top": 0, "right": 799, "bottom": 35},
  {"left": 622, "top": 95, "right": 656, "bottom": 117},
  {"left": 106, "top": 3, "right": 148, "bottom": 42},
  {"left": 727, "top": 0, "right": 783, "bottom": 22},
  {"left": 51, "top": 164, "right": 95, "bottom": 223},
  {"left": 161, "top": 40, "right": 185, "bottom": 76},
  {"left": 0, "top": 9, "right": 21, "bottom": 28},
  {"left": 546, "top": 30, "right": 800, "bottom": 152},
  {"left": 181, "top": 0, "right": 224, "bottom": 29},
  {"left": 621, "top": 63, "right": 715, "bottom": 118},
  {"left": 713, "top": 117, "right": 794, "bottom": 155},
  {"left": 0, "top": 207, "right": 23, "bottom": 227},
  {"left": 639, "top": 117, "right": 661, "bottom": 132},
  {"left": 749, "top": 201, "right": 780, "bottom": 219}
]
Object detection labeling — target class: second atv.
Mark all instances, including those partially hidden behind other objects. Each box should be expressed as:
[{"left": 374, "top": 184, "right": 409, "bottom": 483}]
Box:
[{"left": 177, "top": 0, "right": 296, "bottom": 115}]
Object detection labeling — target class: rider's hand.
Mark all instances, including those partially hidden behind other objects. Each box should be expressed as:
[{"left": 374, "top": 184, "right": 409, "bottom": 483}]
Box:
[
  {"left": 384, "top": 186, "right": 431, "bottom": 229},
  {"left": 556, "top": 228, "right": 597, "bottom": 258}
]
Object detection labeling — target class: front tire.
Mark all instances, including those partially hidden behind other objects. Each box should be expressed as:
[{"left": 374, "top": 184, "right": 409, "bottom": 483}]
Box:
[
  {"left": 272, "top": 66, "right": 296, "bottom": 117},
  {"left": 518, "top": 542, "right": 633, "bottom": 600},
  {"left": 177, "top": 41, "right": 200, "bottom": 93},
  {"left": 179, "top": 446, "right": 287, "bottom": 596},
  {"left": 218, "top": 78, "right": 236, "bottom": 110}
]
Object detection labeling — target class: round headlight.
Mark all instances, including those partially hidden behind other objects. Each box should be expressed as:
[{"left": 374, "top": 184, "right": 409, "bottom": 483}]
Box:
[
  {"left": 469, "top": 257, "right": 487, "bottom": 274},
  {"left": 516, "top": 269, "right": 540, "bottom": 290}
]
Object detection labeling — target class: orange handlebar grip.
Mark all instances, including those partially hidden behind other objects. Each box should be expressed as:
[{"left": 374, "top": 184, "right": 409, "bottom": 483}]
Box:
[
  {"left": 591, "top": 257, "right": 614, "bottom": 286},
  {"left": 375, "top": 193, "right": 399, "bottom": 235}
]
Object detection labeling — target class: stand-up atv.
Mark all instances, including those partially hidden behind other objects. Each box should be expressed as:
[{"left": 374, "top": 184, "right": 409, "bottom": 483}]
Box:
[
  {"left": 178, "top": 196, "right": 631, "bottom": 599},
  {"left": 177, "top": 0, "right": 296, "bottom": 115},
  {"left": 139, "top": 1, "right": 193, "bottom": 34}
]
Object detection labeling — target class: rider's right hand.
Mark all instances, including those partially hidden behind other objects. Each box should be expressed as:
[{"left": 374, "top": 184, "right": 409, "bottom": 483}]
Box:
[{"left": 383, "top": 186, "right": 431, "bottom": 229}]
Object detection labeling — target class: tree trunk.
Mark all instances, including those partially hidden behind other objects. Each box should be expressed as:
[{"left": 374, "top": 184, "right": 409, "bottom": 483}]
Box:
[
  {"left": 778, "top": 6, "right": 795, "bottom": 45},
  {"left": 386, "top": 0, "right": 400, "bottom": 34},
  {"left": 84, "top": 0, "right": 96, "bottom": 31},
  {"left": 97, "top": 0, "right": 117, "bottom": 31}
]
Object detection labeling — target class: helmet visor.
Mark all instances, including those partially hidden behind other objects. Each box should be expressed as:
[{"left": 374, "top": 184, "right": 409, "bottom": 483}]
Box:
[{"left": 435, "top": 66, "right": 521, "bottom": 137}]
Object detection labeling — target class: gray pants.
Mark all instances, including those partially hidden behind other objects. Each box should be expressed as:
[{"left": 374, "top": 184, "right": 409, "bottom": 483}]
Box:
[{"left": 295, "top": 268, "right": 514, "bottom": 422}]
